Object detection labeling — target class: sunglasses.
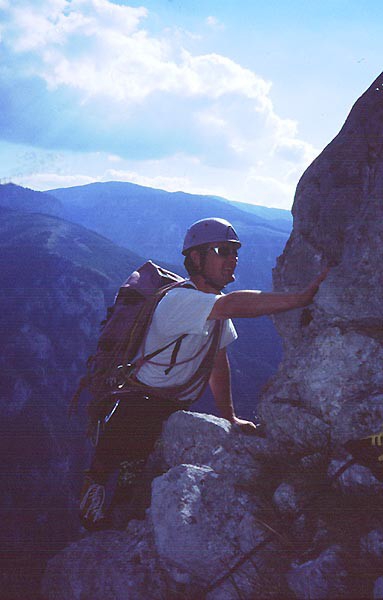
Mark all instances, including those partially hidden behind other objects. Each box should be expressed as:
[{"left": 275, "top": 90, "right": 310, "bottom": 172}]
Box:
[{"left": 208, "top": 245, "right": 239, "bottom": 258}]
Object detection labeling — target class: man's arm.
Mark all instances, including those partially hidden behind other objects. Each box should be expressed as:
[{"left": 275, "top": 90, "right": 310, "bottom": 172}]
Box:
[
  {"left": 209, "top": 347, "right": 258, "bottom": 434},
  {"left": 208, "top": 270, "right": 328, "bottom": 320}
]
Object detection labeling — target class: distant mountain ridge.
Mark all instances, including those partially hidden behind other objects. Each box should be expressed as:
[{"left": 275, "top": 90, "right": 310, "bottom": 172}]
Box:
[
  {"left": 0, "top": 205, "right": 149, "bottom": 596},
  {"left": 222, "top": 197, "right": 292, "bottom": 232},
  {"left": 49, "top": 180, "right": 291, "bottom": 228},
  {"left": 46, "top": 181, "right": 291, "bottom": 288},
  {"left": 0, "top": 182, "right": 63, "bottom": 215}
]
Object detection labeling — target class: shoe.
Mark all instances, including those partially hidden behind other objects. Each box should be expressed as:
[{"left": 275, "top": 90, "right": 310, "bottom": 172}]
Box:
[{"left": 79, "top": 476, "right": 109, "bottom": 531}]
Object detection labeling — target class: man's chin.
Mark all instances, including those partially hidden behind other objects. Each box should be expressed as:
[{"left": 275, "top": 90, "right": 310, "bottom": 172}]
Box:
[{"left": 221, "top": 274, "right": 235, "bottom": 290}]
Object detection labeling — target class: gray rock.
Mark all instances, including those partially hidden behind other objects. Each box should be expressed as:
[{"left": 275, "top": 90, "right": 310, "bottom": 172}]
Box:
[
  {"left": 361, "top": 529, "right": 383, "bottom": 561},
  {"left": 328, "top": 460, "right": 383, "bottom": 494},
  {"left": 272, "top": 482, "right": 302, "bottom": 516},
  {"left": 374, "top": 576, "right": 383, "bottom": 599},
  {"left": 42, "top": 523, "right": 171, "bottom": 600},
  {"left": 287, "top": 545, "right": 350, "bottom": 599},
  {"left": 205, "top": 540, "right": 286, "bottom": 600},
  {"left": 259, "top": 72, "right": 383, "bottom": 475},
  {"left": 258, "top": 401, "right": 330, "bottom": 455},
  {"left": 150, "top": 463, "right": 265, "bottom": 583},
  {"left": 258, "top": 73, "right": 383, "bottom": 599},
  {"left": 42, "top": 413, "right": 285, "bottom": 599},
  {"left": 5, "top": 378, "right": 31, "bottom": 416},
  {"left": 332, "top": 394, "right": 383, "bottom": 445},
  {"left": 161, "top": 410, "right": 271, "bottom": 483}
]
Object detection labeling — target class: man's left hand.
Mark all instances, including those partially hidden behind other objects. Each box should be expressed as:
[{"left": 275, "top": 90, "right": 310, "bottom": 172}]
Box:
[{"left": 231, "top": 416, "right": 266, "bottom": 437}]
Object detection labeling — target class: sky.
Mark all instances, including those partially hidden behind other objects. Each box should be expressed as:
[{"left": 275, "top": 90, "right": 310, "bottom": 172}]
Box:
[{"left": 0, "top": 0, "right": 382, "bottom": 209}]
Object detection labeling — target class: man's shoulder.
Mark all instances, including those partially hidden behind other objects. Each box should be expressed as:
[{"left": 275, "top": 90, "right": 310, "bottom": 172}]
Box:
[
  {"left": 165, "top": 279, "right": 199, "bottom": 296},
  {"left": 156, "top": 283, "right": 219, "bottom": 317},
  {"left": 162, "top": 282, "right": 204, "bottom": 303}
]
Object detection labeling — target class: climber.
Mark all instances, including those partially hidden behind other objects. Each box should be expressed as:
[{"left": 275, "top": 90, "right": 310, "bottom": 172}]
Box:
[{"left": 80, "top": 217, "right": 327, "bottom": 531}]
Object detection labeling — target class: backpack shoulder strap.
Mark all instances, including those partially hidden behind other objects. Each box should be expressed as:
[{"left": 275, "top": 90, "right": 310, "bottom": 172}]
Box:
[{"left": 133, "top": 280, "right": 195, "bottom": 369}]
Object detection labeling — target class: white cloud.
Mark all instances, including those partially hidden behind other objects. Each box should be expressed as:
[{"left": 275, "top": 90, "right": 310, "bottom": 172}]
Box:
[
  {"left": 205, "top": 15, "right": 225, "bottom": 31},
  {"left": 1, "top": 0, "right": 319, "bottom": 208},
  {"left": 107, "top": 154, "right": 122, "bottom": 163},
  {"left": 273, "top": 138, "right": 317, "bottom": 164},
  {"left": 3, "top": 1, "right": 270, "bottom": 105},
  {"left": 105, "top": 168, "right": 191, "bottom": 193},
  {"left": 244, "top": 173, "right": 295, "bottom": 207},
  {"left": 8, "top": 0, "right": 147, "bottom": 52},
  {"left": 14, "top": 171, "right": 97, "bottom": 190}
]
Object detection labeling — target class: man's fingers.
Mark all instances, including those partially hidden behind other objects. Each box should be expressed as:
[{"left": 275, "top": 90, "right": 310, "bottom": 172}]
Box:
[{"left": 315, "top": 267, "right": 329, "bottom": 285}]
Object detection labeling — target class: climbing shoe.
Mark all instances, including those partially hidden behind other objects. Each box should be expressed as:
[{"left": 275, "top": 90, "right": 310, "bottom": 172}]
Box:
[{"left": 79, "top": 476, "right": 109, "bottom": 531}]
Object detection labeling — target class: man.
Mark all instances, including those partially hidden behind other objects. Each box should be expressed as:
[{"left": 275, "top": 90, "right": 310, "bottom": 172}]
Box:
[{"left": 80, "top": 217, "right": 327, "bottom": 530}]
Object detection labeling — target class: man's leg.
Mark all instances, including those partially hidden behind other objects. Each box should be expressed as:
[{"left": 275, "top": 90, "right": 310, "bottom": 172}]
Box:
[
  {"left": 80, "top": 393, "right": 181, "bottom": 530},
  {"left": 80, "top": 399, "right": 129, "bottom": 530},
  {"left": 108, "top": 394, "right": 183, "bottom": 528}
]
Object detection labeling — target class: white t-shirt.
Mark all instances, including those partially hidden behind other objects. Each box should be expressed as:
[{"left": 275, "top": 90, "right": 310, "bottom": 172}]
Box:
[{"left": 136, "top": 284, "right": 237, "bottom": 401}]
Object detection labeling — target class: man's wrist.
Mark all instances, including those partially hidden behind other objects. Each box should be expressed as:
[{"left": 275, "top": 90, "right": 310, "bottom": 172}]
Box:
[{"left": 225, "top": 414, "right": 236, "bottom": 423}]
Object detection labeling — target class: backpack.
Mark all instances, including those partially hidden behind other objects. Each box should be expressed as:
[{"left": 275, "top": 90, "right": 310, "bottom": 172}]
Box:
[{"left": 70, "top": 261, "right": 222, "bottom": 439}]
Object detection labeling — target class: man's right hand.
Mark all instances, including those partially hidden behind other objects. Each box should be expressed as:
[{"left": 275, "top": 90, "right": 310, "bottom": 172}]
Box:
[{"left": 209, "top": 266, "right": 330, "bottom": 320}]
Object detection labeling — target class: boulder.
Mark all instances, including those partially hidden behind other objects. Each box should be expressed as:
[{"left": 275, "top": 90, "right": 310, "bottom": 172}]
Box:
[
  {"left": 42, "top": 412, "right": 287, "bottom": 599},
  {"left": 286, "top": 545, "right": 351, "bottom": 599},
  {"left": 42, "top": 524, "right": 169, "bottom": 600}
]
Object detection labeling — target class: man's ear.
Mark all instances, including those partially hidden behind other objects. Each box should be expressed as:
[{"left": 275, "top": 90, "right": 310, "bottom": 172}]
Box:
[{"left": 189, "top": 249, "right": 201, "bottom": 271}]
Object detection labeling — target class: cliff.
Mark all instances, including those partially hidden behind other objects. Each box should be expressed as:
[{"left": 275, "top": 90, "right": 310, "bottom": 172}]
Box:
[
  {"left": 42, "top": 73, "right": 383, "bottom": 598},
  {"left": 259, "top": 72, "right": 383, "bottom": 459}
]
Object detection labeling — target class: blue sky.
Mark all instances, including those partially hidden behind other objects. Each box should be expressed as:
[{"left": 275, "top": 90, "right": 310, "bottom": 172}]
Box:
[{"left": 0, "top": 0, "right": 382, "bottom": 208}]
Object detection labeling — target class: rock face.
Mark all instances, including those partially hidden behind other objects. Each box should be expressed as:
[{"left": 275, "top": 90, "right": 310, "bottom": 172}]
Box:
[
  {"left": 258, "top": 72, "right": 383, "bottom": 452},
  {"left": 257, "top": 72, "right": 383, "bottom": 596},
  {"left": 42, "top": 73, "right": 383, "bottom": 598},
  {"left": 43, "top": 412, "right": 287, "bottom": 600}
]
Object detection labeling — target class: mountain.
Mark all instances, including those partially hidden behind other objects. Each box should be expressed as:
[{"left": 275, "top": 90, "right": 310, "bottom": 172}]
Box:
[
  {"left": 222, "top": 197, "right": 292, "bottom": 232},
  {"left": 48, "top": 181, "right": 290, "bottom": 286},
  {"left": 0, "top": 207, "right": 148, "bottom": 597},
  {"left": 0, "top": 182, "right": 63, "bottom": 216}
]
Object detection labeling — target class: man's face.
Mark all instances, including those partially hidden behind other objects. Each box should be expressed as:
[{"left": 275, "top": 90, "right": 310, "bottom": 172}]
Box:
[{"left": 201, "top": 242, "right": 239, "bottom": 288}]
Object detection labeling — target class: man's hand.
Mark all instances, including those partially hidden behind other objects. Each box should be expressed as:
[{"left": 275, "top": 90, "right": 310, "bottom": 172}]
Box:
[
  {"left": 209, "top": 266, "right": 330, "bottom": 320},
  {"left": 231, "top": 416, "right": 266, "bottom": 437},
  {"left": 300, "top": 267, "right": 329, "bottom": 307}
]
